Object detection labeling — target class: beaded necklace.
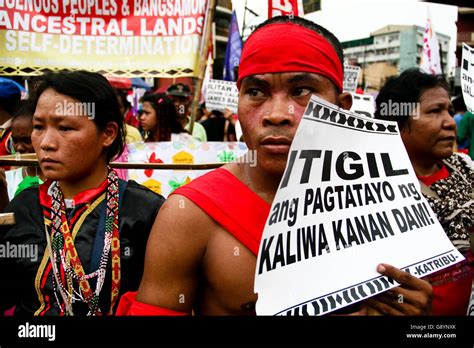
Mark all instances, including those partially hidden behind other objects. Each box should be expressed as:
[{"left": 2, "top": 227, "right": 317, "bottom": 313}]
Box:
[{"left": 46, "top": 168, "right": 121, "bottom": 316}]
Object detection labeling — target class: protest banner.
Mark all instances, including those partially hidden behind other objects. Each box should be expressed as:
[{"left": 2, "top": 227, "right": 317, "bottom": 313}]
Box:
[
  {"left": 350, "top": 93, "right": 375, "bottom": 118},
  {"left": 461, "top": 43, "right": 474, "bottom": 113},
  {"left": 254, "top": 95, "right": 464, "bottom": 316},
  {"left": 0, "top": 0, "right": 207, "bottom": 76},
  {"left": 268, "top": 0, "right": 301, "bottom": 18},
  {"left": 343, "top": 64, "right": 361, "bottom": 93},
  {"left": 118, "top": 138, "right": 248, "bottom": 197},
  {"left": 205, "top": 79, "right": 238, "bottom": 114}
]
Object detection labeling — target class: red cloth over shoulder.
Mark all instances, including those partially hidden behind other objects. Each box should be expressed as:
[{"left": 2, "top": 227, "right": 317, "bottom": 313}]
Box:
[
  {"left": 171, "top": 168, "right": 271, "bottom": 256},
  {"left": 116, "top": 292, "right": 188, "bottom": 316}
]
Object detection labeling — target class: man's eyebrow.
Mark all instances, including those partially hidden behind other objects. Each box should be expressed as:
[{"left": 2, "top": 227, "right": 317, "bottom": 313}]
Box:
[
  {"left": 241, "top": 76, "right": 270, "bottom": 88},
  {"left": 425, "top": 101, "right": 449, "bottom": 108},
  {"left": 287, "top": 73, "right": 319, "bottom": 84}
]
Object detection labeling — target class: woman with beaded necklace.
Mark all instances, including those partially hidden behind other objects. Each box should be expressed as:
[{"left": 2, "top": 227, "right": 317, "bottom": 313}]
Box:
[
  {"left": 375, "top": 69, "right": 474, "bottom": 315},
  {"left": 0, "top": 71, "right": 165, "bottom": 316}
]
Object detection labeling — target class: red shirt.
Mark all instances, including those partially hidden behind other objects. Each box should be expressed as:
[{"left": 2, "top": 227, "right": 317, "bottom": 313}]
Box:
[
  {"left": 417, "top": 164, "right": 450, "bottom": 186},
  {"left": 418, "top": 164, "right": 473, "bottom": 315}
]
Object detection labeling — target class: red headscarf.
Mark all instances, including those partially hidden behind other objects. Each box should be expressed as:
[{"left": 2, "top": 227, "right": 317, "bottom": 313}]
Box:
[{"left": 237, "top": 23, "right": 343, "bottom": 93}]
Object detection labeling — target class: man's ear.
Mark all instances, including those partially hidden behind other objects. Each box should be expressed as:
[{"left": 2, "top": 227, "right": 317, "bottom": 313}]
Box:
[
  {"left": 337, "top": 92, "right": 353, "bottom": 111},
  {"left": 102, "top": 122, "right": 119, "bottom": 148}
]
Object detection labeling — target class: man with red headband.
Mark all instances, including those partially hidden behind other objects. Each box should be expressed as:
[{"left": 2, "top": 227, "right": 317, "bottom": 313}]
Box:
[{"left": 117, "top": 16, "right": 432, "bottom": 315}]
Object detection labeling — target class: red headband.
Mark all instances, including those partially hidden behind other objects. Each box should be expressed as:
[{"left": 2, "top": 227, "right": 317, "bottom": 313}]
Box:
[{"left": 237, "top": 23, "right": 343, "bottom": 92}]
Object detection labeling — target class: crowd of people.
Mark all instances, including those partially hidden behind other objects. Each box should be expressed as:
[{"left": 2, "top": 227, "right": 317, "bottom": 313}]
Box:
[{"left": 0, "top": 15, "right": 472, "bottom": 317}]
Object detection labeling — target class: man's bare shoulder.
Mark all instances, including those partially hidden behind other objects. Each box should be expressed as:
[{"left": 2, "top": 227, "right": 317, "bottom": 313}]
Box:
[
  {"left": 136, "top": 194, "right": 218, "bottom": 311},
  {"left": 138, "top": 171, "right": 260, "bottom": 314},
  {"left": 150, "top": 193, "right": 216, "bottom": 240},
  {"left": 155, "top": 163, "right": 243, "bottom": 230}
]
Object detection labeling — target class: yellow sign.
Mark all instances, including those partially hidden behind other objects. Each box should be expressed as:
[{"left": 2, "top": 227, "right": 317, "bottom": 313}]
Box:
[
  {"left": 0, "top": 0, "right": 207, "bottom": 76},
  {"left": 142, "top": 178, "right": 162, "bottom": 195},
  {"left": 172, "top": 151, "right": 194, "bottom": 164}
]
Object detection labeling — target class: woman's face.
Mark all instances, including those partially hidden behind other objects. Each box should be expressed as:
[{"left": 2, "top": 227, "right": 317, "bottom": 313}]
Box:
[
  {"left": 401, "top": 86, "right": 456, "bottom": 162},
  {"left": 31, "top": 88, "right": 114, "bottom": 182},
  {"left": 139, "top": 101, "right": 158, "bottom": 132}
]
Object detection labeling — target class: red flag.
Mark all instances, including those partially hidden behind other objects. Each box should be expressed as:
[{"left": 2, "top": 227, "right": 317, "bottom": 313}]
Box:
[{"left": 268, "top": 0, "right": 299, "bottom": 18}]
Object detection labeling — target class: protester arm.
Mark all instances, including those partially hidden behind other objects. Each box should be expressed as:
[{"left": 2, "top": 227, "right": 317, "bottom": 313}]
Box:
[
  {"left": 133, "top": 194, "right": 211, "bottom": 314},
  {"left": 223, "top": 108, "right": 237, "bottom": 126}
]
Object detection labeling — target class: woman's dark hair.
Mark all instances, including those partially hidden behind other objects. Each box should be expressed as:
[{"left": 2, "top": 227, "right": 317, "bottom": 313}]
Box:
[
  {"left": 115, "top": 88, "right": 131, "bottom": 116},
  {"left": 374, "top": 69, "right": 450, "bottom": 131},
  {"left": 29, "top": 70, "right": 125, "bottom": 162},
  {"left": 250, "top": 15, "right": 345, "bottom": 70},
  {"left": 452, "top": 94, "right": 466, "bottom": 114},
  {"left": 12, "top": 100, "right": 33, "bottom": 121},
  {"left": 140, "top": 93, "right": 185, "bottom": 141}
]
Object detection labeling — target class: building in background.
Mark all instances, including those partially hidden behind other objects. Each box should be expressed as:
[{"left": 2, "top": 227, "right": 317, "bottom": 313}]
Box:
[
  {"left": 302, "top": 0, "right": 321, "bottom": 14},
  {"left": 342, "top": 25, "right": 450, "bottom": 91}
]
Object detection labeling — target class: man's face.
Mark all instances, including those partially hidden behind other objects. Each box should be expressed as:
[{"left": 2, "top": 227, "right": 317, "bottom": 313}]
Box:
[
  {"left": 32, "top": 88, "right": 111, "bottom": 182},
  {"left": 168, "top": 95, "right": 190, "bottom": 120},
  {"left": 11, "top": 116, "right": 34, "bottom": 154},
  {"left": 238, "top": 72, "right": 345, "bottom": 176},
  {"left": 401, "top": 86, "right": 456, "bottom": 162}
]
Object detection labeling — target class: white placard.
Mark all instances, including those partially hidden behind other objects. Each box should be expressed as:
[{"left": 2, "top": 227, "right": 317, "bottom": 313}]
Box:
[
  {"left": 205, "top": 79, "right": 239, "bottom": 114},
  {"left": 254, "top": 95, "right": 464, "bottom": 316},
  {"left": 343, "top": 65, "right": 361, "bottom": 93},
  {"left": 461, "top": 43, "right": 474, "bottom": 113},
  {"left": 350, "top": 93, "right": 375, "bottom": 118}
]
